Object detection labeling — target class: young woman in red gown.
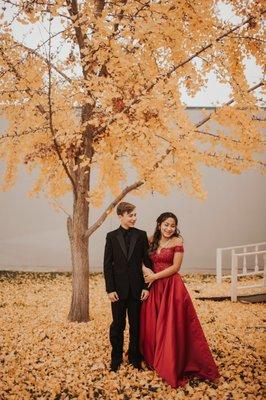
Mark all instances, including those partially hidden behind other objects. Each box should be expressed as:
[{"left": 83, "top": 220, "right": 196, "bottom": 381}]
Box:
[{"left": 140, "top": 212, "right": 220, "bottom": 388}]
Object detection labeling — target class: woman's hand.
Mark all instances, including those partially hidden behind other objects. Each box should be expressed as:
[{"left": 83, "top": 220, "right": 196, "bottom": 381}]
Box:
[{"left": 144, "top": 271, "right": 157, "bottom": 287}]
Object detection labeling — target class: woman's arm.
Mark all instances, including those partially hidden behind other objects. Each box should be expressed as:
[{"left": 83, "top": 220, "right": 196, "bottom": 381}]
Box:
[
  {"left": 145, "top": 238, "right": 184, "bottom": 286},
  {"left": 142, "top": 265, "right": 153, "bottom": 276},
  {"left": 145, "top": 251, "right": 183, "bottom": 285},
  {"left": 156, "top": 251, "right": 183, "bottom": 278}
]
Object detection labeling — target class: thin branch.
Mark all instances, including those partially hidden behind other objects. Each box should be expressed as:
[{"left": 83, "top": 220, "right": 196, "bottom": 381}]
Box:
[
  {"left": 154, "top": 134, "right": 266, "bottom": 168},
  {"left": 253, "top": 116, "right": 266, "bottom": 122},
  {"left": 229, "top": 34, "right": 266, "bottom": 44},
  {"left": 193, "top": 129, "right": 266, "bottom": 146},
  {"left": 2, "top": 0, "right": 20, "bottom": 7},
  {"left": 47, "top": 14, "right": 77, "bottom": 198},
  {"left": 41, "top": 11, "right": 73, "bottom": 21},
  {"left": 85, "top": 180, "right": 143, "bottom": 237},
  {"left": 196, "top": 81, "right": 264, "bottom": 128},
  {"left": 0, "top": 48, "right": 46, "bottom": 115},
  {"left": 93, "top": 11, "right": 265, "bottom": 139},
  {"left": 25, "top": 28, "right": 70, "bottom": 54},
  {"left": 86, "top": 98, "right": 266, "bottom": 238},
  {"left": 3, "top": 0, "right": 71, "bottom": 21},
  {"left": 13, "top": 42, "right": 72, "bottom": 83},
  {"left": 47, "top": 196, "right": 72, "bottom": 217},
  {"left": 0, "top": 24, "right": 73, "bottom": 81},
  {"left": 198, "top": 151, "right": 266, "bottom": 168},
  {"left": 0, "top": 126, "right": 49, "bottom": 142},
  {"left": 0, "top": 88, "right": 44, "bottom": 95}
]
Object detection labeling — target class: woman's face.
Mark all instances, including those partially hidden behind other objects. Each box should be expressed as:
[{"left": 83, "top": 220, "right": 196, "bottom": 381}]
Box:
[{"left": 159, "top": 217, "right": 176, "bottom": 239}]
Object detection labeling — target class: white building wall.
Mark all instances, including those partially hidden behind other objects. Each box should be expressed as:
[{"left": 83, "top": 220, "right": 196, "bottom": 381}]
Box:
[{"left": 1, "top": 109, "right": 265, "bottom": 273}]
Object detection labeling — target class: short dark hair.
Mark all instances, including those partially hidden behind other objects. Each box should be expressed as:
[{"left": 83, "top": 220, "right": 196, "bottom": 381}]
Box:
[{"left": 116, "top": 202, "right": 136, "bottom": 216}]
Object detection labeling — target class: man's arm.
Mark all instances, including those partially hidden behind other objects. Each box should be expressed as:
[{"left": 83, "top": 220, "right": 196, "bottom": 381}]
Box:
[
  {"left": 143, "top": 231, "right": 152, "bottom": 269},
  {"left": 142, "top": 231, "right": 152, "bottom": 290},
  {"left": 103, "top": 233, "right": 115, "bottom": 294}
]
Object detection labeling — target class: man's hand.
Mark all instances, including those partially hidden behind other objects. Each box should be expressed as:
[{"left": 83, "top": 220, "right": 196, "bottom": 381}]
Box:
[
  {"left": 140, "top": 289, "right": 149, "bottom": 301},
  {"left": 108, "top": 292, "right": 119, "bottom": 302},
  {"left": 142, "top": 266, "right": 153, "bottom": 278},
  {"left": 145, "top": 270, "right": 157, "bottom": 285}
]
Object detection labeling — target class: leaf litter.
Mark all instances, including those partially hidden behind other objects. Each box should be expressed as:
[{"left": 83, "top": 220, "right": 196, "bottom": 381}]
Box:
[{"left": 0, "top": 271, "right": 264, "bottom": 399}]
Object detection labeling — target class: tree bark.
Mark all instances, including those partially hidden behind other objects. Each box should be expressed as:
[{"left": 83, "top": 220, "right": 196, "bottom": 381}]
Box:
[{"left": 67, "top": 172, "right": 90, "bottom": 322}]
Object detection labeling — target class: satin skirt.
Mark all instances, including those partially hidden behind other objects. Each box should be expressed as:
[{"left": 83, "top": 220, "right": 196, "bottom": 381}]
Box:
[{"left": 140, "top": 273, "right": 220, "bottom": 387}]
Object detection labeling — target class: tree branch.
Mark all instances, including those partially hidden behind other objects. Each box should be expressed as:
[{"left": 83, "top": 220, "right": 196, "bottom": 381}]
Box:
[
  {"left": 85, "top": 180, "right": 143, "bottom": 237},
  {"left": 66, "top": 0, "right": 96, "bottom": 167},
  {"left": 66, "top": 0, "right": 87, "bottom": 67},
  {"left": 93, "top": 0, "right": 106, "bottom": 17},
  {"left": 48, "top": 196, "right": 72, "bottom": 217},
  {"left": 86, "top": 89, "right": 265, "bottom": 238},
  {"left": 93, "top": 11, "right": 265, "bottom": 139},
  {"left": 1, "top": 44, "right": 77, "bottom": 192},
  {"left": 198, "top": 151, "right": 266, "bottom": 169},
  {"left": 47, "top": 14, "right": 77, "bottom": 198},
  {"left": 84, "top": 137, "right": 173, "bottom": 240},
  {"left": 12, "top": 41, "right": 72, "bottom": 83},
  {"left": 0, "top": 126, "right": 49, "bottom": 142},
  {"left": 0, "top": 47, "right": 46, "bottom": 115},
  {"left": 154, "top": 134, "right": 266, "bottom": 168},
  {"left": 194, "top": 129, "right": 266, "bottom": 146},
  {"left": 195, "top": 81, "right": 265, "bottom": 128},
  {"left": 85, "top": 133, "right": 266, "bottom": 239},
  {"left": 229, "top": 34, "right": 266, "bottom": 44}
]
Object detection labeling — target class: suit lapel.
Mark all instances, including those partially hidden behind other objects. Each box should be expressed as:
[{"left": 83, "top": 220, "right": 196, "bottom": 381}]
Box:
[
  {"left": 128, "top": 229, "right": 138, "bottom": 260},
  {"left": 116, "top": 230, "right": 127, "bottom": 259}
]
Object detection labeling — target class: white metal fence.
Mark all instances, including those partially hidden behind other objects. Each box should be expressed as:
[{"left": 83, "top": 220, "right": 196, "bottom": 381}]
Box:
[{"left": 216, "top": 242, "right": 266, "bottom": 301}]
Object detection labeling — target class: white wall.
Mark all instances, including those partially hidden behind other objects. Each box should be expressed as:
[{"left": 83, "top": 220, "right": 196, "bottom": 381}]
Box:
[{"left": 1, "top": 109, "right": 265, "bottom": 273}]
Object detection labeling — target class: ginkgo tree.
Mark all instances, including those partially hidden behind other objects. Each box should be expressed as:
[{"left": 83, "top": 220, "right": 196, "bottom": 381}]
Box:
[{"left": 0, "top": 0, "right": 265, "bottom": 322}]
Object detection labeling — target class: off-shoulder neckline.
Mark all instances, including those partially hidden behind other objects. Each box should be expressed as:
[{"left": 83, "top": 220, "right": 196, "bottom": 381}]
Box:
[{"left": 153, "top": 244, "right": 184, "bottom": 255}]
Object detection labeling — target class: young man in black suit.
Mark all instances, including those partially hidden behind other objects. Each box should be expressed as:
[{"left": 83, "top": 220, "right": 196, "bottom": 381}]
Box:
[{"left": 104, "top": 201, "right": 152, "bottom": 372}]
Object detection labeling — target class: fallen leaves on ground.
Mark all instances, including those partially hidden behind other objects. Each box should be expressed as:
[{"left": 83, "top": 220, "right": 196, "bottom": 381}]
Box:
[
  {"left": 0, "top": 271, "right": 265, "bottom": 400},
  {"left": 186, "top": 273, "right": 266, "bottom": 298}
]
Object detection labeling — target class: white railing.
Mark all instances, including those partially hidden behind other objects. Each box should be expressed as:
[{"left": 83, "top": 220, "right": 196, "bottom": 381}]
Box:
[{"left": 216, "top": 242, "right": 266, "bottom": 301}]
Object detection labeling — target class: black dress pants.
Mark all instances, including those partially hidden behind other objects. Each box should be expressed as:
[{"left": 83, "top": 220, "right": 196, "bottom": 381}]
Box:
[{"left": 110, "top": 288, "right": 141, "bottom": 364}]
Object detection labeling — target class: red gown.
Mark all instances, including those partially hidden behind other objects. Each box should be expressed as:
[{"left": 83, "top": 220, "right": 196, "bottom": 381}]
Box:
[{"left": 140, "top": 245, "right": 220, "bottom": 388}]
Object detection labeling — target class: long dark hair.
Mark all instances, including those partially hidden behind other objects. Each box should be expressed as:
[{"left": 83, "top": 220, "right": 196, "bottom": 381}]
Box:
[{"left": 149, "top": 212, "right": 181, "bottom": 253}]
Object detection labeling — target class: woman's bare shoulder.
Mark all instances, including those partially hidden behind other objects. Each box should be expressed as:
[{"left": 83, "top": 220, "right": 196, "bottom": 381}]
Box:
[{"left": 172, "top": 236, "right": 184, "bottom": 245}]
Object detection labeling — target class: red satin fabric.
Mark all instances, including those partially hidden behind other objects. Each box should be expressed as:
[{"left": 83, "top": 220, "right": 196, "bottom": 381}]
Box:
[{"left": 140, "top": 245, "right": 220, "bottom": 388}]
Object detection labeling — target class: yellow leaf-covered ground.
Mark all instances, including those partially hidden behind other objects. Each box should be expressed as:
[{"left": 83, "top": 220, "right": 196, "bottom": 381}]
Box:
[{"left": 0, "top": 272, "right": 264, "bottom": 400}]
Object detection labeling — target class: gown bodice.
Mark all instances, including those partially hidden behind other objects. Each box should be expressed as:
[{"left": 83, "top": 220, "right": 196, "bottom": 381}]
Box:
[{"left": 150, "top": 245, "right": 184, "bottom": 273}]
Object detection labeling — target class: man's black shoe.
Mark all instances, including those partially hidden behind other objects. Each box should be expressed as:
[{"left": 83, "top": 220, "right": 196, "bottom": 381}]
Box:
[
  {"left": 110, "top": 361, "right": 121, "bottom": 372},
  {"left": 129, "top": 361, "right": 142, "bottom": 370}
]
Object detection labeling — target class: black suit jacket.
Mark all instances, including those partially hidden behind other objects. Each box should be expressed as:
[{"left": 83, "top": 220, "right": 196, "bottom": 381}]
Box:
[{"left": 103, "top": 227, "right": 152, "bottom": 300}]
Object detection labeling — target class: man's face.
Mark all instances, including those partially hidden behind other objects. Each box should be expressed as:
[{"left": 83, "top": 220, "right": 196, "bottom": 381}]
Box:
[{"left": 119, "top": 209, "right": 137, "bottom": 229}]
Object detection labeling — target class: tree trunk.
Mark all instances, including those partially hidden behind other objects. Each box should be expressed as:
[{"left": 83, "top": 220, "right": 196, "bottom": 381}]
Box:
[
  {"left": 66, "top": 100, "right": 94, "bottom": 322},
  {"left": 67, "top": 174, "right": 90, "bottom": 322}
]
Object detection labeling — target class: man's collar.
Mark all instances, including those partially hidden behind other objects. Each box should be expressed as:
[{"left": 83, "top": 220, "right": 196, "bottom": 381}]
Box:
[{"left": 119, "top": 225, "right": 132, "bottom": 234}]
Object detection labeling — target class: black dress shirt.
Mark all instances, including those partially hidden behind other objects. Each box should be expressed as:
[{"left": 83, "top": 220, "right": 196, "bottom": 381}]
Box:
[{"left": 119, "top": 226, "right": 132, "bottom": 255}]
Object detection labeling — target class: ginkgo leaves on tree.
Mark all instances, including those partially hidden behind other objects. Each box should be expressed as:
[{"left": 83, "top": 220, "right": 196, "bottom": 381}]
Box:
[{"left": 0, "top": 0, "right": 265, "bottom": 321}]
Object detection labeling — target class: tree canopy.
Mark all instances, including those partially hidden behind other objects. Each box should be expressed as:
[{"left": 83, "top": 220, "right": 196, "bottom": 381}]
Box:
[{"left": 0, "top": 0, "right": 265, "bottom": 216}]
